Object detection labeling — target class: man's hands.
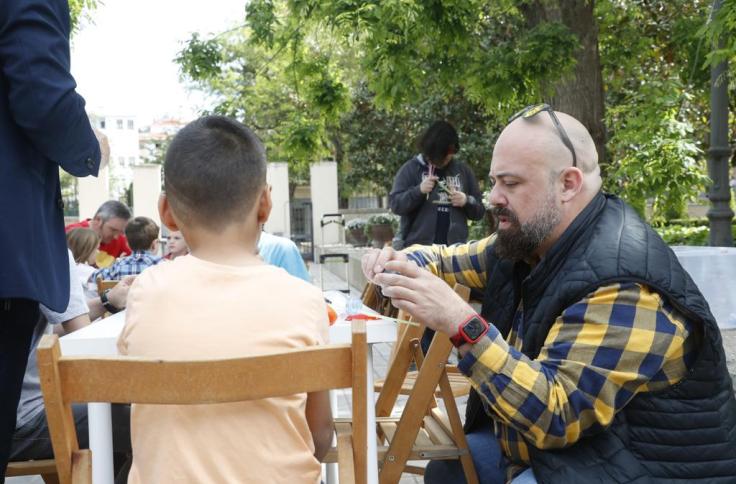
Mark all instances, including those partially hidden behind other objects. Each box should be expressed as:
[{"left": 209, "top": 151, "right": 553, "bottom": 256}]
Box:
[
  {"left": 361, "top": 247, "right": 475, "bottom": 336},
  {"left": 420, "top": 176, "right": 439, "bottom": 194},
  {"left": 361, "top": 247, "right": 408, "bottom": 281},
  {"left": 107, "top": 275, "right": 135, "bottom": 310}
]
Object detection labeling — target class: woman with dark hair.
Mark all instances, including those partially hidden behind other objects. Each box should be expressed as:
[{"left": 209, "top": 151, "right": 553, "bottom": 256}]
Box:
[{"left": 389, "top": 120, "right": 485, "bottom": 248}]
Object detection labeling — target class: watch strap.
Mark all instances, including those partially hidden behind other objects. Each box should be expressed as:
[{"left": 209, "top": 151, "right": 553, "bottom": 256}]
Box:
[
  {"left": 100, "top": 289, "right": 120, "bottom": 314},
  {"left": 451, "top": 313, "right": 489, "bottom": 348}
]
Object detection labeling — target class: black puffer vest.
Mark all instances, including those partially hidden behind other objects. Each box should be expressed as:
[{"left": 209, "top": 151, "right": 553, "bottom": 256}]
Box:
[{"left": 464, "top": 193, "right": 736, "bottom": 483}]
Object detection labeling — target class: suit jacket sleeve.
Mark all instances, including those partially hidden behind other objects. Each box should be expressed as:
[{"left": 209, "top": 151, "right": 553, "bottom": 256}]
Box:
[{"left": 0, "top": 0, "right": 100, "bottom": 176}]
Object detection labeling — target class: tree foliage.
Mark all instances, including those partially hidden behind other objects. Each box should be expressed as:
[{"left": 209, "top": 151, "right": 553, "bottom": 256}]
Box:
[
  {"left": 176, "top": 0, "right": 732, "bottom": 219},
  {"left": 68, "top": 0, "right": 97, "bottom": 33},
  {"left": 701, "top": 0, "right": 736, "bottom": 67}
]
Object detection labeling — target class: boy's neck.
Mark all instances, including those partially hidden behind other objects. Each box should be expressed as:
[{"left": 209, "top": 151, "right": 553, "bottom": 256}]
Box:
[{"left": 184, "top": 223, "right": 262, "bottom": 267}]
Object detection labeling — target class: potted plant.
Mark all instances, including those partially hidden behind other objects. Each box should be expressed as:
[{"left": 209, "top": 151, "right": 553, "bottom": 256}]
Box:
[
  {"left": 345, "top": 218, "right": 369, "bottom": 246},
  {"left": 365, "top": 213, "right": 398, "bottom": 248}
]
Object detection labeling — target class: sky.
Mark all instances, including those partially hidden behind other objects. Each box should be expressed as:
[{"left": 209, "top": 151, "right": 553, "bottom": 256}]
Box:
[{"left": 71, "top": 0, "right": 246, "bottom": 126}]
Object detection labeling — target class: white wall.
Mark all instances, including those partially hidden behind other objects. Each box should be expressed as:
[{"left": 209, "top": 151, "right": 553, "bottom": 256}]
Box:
[
  {"left": 264, "top": 162, "right": 290, "bottom": 237},
  {"left": 77, "top": 165, "right": 110, "bottom": 219},
  {"left": 132, "top": 164, "right": 162, "bottom": 225},
  {"left": 310, "top": 161, "right": 340, "bottom": 246}
]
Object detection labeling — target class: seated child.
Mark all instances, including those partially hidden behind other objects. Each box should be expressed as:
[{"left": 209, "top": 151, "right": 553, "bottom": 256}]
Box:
[
  {"left": 117, "top": 116, "right": 332, "bottom": 483},
  {"left": 66, "top": 227, "right": 100, "bottom": 297},
  {"left": 93, "top": 216, "right": 162, "bottom": 281},
  {"left": 257, "top": 230, "right": 311, "bottom": 282},
  {"left": 164, "top": 230, "right": 188, "bottom": 259}
]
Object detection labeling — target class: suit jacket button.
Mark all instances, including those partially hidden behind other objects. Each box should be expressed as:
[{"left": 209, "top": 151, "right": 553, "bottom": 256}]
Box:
[
  {"left": 86, "top": 158, "right": 95, "bottom": 169},
  {"left": 57, "top": 198, "right": 65, "bottom": 210}
]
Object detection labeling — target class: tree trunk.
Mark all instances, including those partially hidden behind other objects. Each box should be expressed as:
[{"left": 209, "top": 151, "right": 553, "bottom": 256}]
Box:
[{"left": 520, "top": 0, "right": 607, "bottom": 166}]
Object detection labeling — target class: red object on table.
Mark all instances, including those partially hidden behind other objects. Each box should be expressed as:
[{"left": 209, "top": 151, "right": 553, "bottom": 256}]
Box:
[{"left": 345, "top": 313, "right": 382, "bottom": 321}]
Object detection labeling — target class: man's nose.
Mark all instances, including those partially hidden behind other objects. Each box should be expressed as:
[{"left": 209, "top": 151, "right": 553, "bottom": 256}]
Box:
[{"left": 489, "top": 184, "right": 505, "bottom": 208}]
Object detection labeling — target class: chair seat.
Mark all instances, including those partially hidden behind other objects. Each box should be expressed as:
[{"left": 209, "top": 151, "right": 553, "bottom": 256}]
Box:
[{"left": 374, "top": 368, "right": 471, "bottom": 398}]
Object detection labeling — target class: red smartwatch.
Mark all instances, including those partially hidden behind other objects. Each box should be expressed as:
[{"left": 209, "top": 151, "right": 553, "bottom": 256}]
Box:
[{"left": 450, "top": 314, "right": 490, "bottom": 348}]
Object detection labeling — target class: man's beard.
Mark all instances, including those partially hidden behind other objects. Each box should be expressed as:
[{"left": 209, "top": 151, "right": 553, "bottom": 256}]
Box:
[{"left": 493, "top": 193, "right": 560, "bottom": 261}]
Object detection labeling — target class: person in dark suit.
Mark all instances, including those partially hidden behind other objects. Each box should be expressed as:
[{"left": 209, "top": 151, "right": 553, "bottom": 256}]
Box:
[{"left": 0, "top": 0, "right": 100, "bottom": 474}]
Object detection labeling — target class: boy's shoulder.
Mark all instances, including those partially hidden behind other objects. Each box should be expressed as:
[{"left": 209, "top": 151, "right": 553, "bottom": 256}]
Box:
[{"left": 130, "top": 254, "right": 186, "bottom": 289}]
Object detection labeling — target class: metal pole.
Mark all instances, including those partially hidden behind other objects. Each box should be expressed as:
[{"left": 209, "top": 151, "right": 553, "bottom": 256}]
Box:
[{"left": 707, "top": 0, "right": 733, "bottom": 246}]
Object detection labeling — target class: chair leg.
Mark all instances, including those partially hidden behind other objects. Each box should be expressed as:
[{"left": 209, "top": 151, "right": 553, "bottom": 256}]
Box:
[
  {"left": 437, "top": 371, "right": 478, "bottom": 484},
  {"left": 41, "top": 474, "right": 60, "bottom": 484},
  {"left": 379, "top": 337, "right": 452, "bottom": 484}
]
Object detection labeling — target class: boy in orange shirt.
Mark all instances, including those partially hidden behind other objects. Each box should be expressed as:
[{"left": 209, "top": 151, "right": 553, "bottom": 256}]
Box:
[{"left": 118, "top": 116, "right": 332, "bottom": 483}]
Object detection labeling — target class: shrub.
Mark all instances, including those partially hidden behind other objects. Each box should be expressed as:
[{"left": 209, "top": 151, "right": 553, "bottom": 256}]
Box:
[
  {"left": 365, "top": 213, "right": 399, "bottom": 235},
  {"left": 655, "top": 222, "right": 736, "bottom": 246},
  {"left": 346, "top": 218, "right": 367, "bottom": 231}
]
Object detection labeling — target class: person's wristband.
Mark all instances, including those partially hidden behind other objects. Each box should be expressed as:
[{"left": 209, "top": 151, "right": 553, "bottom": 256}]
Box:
[{"left": 100, "top": 289, "right": 120, "bottom": 314}]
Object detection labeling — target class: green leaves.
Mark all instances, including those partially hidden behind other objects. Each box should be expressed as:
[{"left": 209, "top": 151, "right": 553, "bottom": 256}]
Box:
[
  {"left": 700, "top": 0, "right": 736, "bottom": 67},
  {"left": 176, "top": 33, "right": 222, "bottom": 81},
  {"left": 67, "top": 0, "right": 96, "bottom": 34},
  {"left": 246, "top": 0, "right": 279, "bottom": 47}
]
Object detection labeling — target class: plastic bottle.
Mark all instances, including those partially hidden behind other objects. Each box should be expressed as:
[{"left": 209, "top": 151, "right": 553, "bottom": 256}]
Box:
[{"left": 346, "top": 295, "right": 362, "bottom": 316}]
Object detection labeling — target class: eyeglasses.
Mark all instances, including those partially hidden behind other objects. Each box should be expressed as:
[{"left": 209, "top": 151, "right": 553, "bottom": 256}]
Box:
[{"left": 508, "top": 103, "right": 577, "bottom": 167}]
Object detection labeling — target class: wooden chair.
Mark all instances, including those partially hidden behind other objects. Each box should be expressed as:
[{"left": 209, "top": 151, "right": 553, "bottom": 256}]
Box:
[
  {"left": 5, "top": 459, "right": 58, "bottom": 483},
  {"left": 374, "top": 283, "right": 478, "bottom": 483},
  {"left": 364, "top": 280, "right": 472, "bottom": 414},
  {"left": 95, "top": 276, "right": 118, "bottom": 297},
  {"left": 37, "top": 321, "right": 368, "bottom": 484}
]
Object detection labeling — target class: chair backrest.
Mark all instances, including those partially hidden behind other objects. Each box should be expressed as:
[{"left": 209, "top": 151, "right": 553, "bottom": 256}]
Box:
[
  {"left": 361, "top": 282, "right": 399, "bottom": 319},
  {"left": 95, "top": 277, "right": 118, "bottom": 296},
  {"left": 38, "top": 321, "right": 368, "bottom": 484}
]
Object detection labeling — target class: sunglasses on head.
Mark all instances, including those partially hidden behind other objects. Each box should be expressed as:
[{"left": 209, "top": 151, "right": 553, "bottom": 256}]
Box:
[{"left": 508, "top": 103, "right": 577, "bottom": 167}]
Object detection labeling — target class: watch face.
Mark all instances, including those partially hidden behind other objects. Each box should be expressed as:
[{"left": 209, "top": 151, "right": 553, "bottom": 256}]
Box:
[{"left": 463, "top": 317, "right": 486, "bottom": 340}]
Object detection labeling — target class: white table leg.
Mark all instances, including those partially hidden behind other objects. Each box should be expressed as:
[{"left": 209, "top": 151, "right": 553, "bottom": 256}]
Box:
[
  {"left": 366, "top": 347, "right": 378, "bottom": 484},
  {"left": 325, "top": 391, "right": 339, "bottom": 484},
  {"left": 88, "top": 402, "right": 114, "bottom": 484}
]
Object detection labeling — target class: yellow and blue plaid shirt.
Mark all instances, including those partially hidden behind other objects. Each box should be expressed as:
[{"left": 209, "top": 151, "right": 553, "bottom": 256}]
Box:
[{"left": 406, "top": 236, "right": 696, "bottom": 474}]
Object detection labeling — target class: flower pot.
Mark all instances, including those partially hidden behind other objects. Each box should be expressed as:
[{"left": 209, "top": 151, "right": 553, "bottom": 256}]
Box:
[
  {"left": 346, "top": 227, "right": 369, "bottom": 246},
  {"left": 370, "top": 223, "right": 394, "bottom": 248}
]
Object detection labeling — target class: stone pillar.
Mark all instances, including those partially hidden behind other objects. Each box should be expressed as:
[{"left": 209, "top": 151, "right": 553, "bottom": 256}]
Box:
[
  {"left": 264, "top": 162, "right": 290, "bottom": 237},
  {"left": 310, "top": 161, "right": 340, "bottom": 246},
  {"left": 77, "top": 165, "right": 110, "bottom": 220},
  {"left": 132, "top": 164, "right": 162, "bottom": 224}
]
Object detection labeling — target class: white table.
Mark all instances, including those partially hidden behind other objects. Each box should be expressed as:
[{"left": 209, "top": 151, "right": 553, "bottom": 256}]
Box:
[{"left": 59, "top": 290, "right": 395, "bottom": 484}]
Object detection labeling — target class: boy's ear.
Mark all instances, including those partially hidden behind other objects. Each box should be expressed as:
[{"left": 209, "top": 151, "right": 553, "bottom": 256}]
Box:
[
  {"left": 158, "top": 193, "right": 180, "bottom": 231},
  {"left": 256, "top": 184, "right": 272, "bottom": 225}
]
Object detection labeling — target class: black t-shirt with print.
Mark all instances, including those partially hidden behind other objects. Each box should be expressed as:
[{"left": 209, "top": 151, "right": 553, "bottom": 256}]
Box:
[{"left": 433, "top": 166, "right": 451, "bottom": 244}]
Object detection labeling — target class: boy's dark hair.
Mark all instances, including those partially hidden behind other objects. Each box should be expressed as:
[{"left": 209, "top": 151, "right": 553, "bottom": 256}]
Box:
[
  {"left": 418, "top": 120, "right": 460, "bottom": 165},
  {"left": 164, "top": 116, "right": 267, "bottom": 229},
  {"left": 125, "top": 217, "right": 159, "bottom": 251}
]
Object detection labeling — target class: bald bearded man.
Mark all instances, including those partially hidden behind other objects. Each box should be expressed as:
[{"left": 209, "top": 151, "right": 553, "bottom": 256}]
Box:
[{"left": 362, "top": 105, "right": 736, "bottom": 484}]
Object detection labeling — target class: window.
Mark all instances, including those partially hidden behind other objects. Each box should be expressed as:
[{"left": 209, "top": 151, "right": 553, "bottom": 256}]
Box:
[
  {"left": 118, "top": 156, "right": 125, "bottom": 165},
  {"left": 116, "top": 119, "right": 123, "bottom": 129},
  {"left": 128, "top": 157, "right": 135, "bottom": 165},
  {"left": 100, "top": 120, "right": 106, "bottom": 129},
  {"left": 127, "top": 120, "right": 134, "bottom": 130}
]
